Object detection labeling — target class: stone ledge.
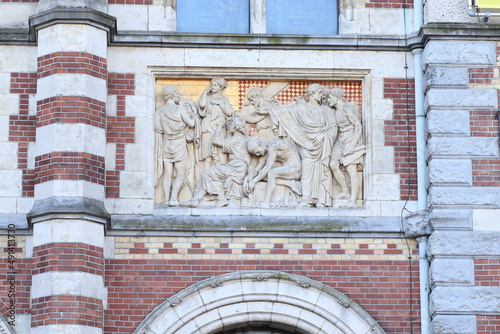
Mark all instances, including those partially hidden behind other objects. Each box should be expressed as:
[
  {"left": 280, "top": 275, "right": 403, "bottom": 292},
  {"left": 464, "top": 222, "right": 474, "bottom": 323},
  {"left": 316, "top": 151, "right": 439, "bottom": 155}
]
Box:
[
  {"left": 27, "top": 197, "right": 110, "bottom": 225},
  {"left": 109, "top": 213, "right": 403, "bottom": 235}
]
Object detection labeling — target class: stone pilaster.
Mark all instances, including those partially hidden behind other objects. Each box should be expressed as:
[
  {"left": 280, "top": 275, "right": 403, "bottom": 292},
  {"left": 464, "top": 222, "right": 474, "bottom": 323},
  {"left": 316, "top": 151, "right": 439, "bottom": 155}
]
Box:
[
  {"left": 27, "top": 1, "right": 114, "bottom": 333},
  {"left": 423, "top": 38, "right": 500, "bottom": 334}
]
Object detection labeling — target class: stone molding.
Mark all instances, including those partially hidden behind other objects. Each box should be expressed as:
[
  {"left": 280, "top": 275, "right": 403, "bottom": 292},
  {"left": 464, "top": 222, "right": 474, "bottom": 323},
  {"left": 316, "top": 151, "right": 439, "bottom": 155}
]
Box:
[
  {"left": 27, "top": 197, "right": 110, "bottom": 225},
  {"left": 133, "top": 271, "right": 386, "bottom": 334}
]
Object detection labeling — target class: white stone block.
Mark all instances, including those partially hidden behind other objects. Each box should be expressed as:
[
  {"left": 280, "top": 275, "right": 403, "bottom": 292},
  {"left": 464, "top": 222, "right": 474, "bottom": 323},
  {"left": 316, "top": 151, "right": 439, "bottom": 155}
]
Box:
[
  {"left": 424, "top": 66, "right": 469, "bottom": 90},
  {"left": 428, "top": 208, "right": 472, "bottom": 230},
  {"left": 37, "top": 24, "right": 108, "bottom": 58},
  {"left": 429, "top": 231, "right": 500, "bottom": 256},
  {"left": 428, "top": 159, "right": 472, "bottom": 185},
  {"left": 370, "top": 119, "right": 387, "bottom": 147},
  {"left": 0, "top": 170, "right": 22, "bottom": 197},
  {"left": 134, "top": 73, "right": 154, "bottom": 98},
  {"left": 334, "top": 51, "right": 411, "bottom": 78},
  {"left": 37, "top": 74, "right": 107, "bottom": 102},
  {"left": 425, "top": 0, "right": 476, "bottom": 24},
  {"left": 104, "top": 237, "right": 115, "bottom": 259},
  {"left": 109, "top": 5, "right": 149, "bottom": 31},
  {"left": 0, "top": 94, "right": 20, "bottom": 115},
  {"left": 426, "top": 88, "right": 497, "bottom": 110},
  {"left": 134, "top": 117, "right": 154, "bottom": 146},
  {"left": 148, "top": 5, "right": 176, "bottom": 32},
  {"left": 120, "top": 170, "right": 153, "bottom": 198},
  {"left": 107, "top": 95, "right": 117, "bottom": 117},
  {"left": 126, "top": 95, "right": 151, "bottom": 117},
  {"left": 113, "top": 198, "right": 154, "bottom": 214},
  {"left": 430, "top": 315, "right": 476, "bottom": 334},
  {"left": 368, "top": 8, "right": 411, "bottom": 35},
  {"left": 366, "top": 174, "right": 400, "bottom": 200},
  {"left": 0, "top": 4, "right": 37, "bottom": 28},
  {"left": 35, "top": 123, "right": 106, "bottom": 157},
  {"left": 32, "top": 271, "right": 104, "bottom": 299},
  {"left": 380, "top": 200, "right": 417, "bottom": 216},
  {"left": 427, "top": 137, "right": 499, "bottom": 158},
  {"left": 31, "top": 325, "right": 103, "bottom": 334},
  {"left": 372, "top": 147, "right": 395, "bottom": 174},
  {"left": 17, "top": 197, "right": 34, "bottom": 214},
  {"left": 185, "top": 48, "right": 261, "bottom": 68},
  {"left": 0, "top": 197, "right": 16, "bottom": 214},
  {"left": 33, "top": 219, "right": 104, "bottom": 248},
  {"left": 430, "top": 258, "right": 474, "bottom": 285},
  {"left": 423, "top": 40, "right": 495, "bottom": 67},
  {"left": 38, "top": 0, "right": 106, "bottom": 12},
  {"left": 430, "top": 286, "right": 500, "bottom": 314},
  {"left": 371, "top": 99, "right": 393, "bottom": 120},
  {"left": 0, "top": 142, "right": 18, "bottom": 169},
  {"left": 429, "top": 186, "right": 500, "bottom": 206},
  {"left": 27, "top": 141, "right": 35, "bottom": 170},
  {"left": 125, "top": 144, "right": 151, "bottom": 171},
  {"left": 28, "top": 93, "right": 36, "bottom": 116},
  {"left": 0, "top": 46, "right": 37, "bottom": 72},
  {"left": 0, "top": 116, "right": 9, "bottom": 142},
  {"left": 473, "top": 209, "right": 500, "bottom": 231},
  {"left": 106, "top": 143, "right": 116, "bottom": 170},
  {"left": 34, "top": 180, "right": 105, "bottom": 202},
  {"left": 426, "top": 109, "right": 470, "bottom": 135},
  {"left": 107, "top": 47, "right": 166, "bottom": 72},
  {"left": 0, "top": 72, "right": 11, "bottom": 94}
]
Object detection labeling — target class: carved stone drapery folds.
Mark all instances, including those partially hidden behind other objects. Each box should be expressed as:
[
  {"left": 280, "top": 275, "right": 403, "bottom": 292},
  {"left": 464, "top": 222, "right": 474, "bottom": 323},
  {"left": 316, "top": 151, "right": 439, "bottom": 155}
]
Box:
[{"left": 154, "top": 79, "right": 365, "bottom": 209}]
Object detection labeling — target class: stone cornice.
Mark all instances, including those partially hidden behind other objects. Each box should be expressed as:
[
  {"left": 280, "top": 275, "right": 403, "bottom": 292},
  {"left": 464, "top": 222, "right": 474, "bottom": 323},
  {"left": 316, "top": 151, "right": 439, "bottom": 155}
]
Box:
[{"left": 408, "top": 23, "right": 500, "bottom": 50}]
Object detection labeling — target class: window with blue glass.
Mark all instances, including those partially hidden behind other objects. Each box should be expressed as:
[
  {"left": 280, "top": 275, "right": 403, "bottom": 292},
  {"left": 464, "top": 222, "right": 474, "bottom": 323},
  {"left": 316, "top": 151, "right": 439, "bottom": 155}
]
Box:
[
  {"left": 177, "top": 0, "right": 250, "bottom": 33},
  {"left": 266, "top": 0, "right": 338, "bottom": 35}
]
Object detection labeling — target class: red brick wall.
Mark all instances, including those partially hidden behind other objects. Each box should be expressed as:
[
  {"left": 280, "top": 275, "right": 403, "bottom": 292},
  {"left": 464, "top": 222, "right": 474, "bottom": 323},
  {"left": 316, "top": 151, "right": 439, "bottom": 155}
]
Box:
[
  {"left": 104, "top": 240, "right": 420, "bottom": 334},
  {"left": 475, "top": 258, "right": 500, "bottom": 287},
  {"left": 470, "top": 110, "right": 500, "bottom": 187},
  {"left": 106, "top": 74, "right": 136, "bottom": 198},
  {"left": 9, "top": 72, "right": 37, "bottom": 197},
  {"left": 38, "top": 52, "right": 107, "bottom": 80},
  {"left": 384, "top": 78, "right": 417, "bottom": 200},
  {"left": 366, "top": 0, "right": 413, "bottom": 9},
  {"left": 477, "top": 315, "right": 500, "bottom": 334}
]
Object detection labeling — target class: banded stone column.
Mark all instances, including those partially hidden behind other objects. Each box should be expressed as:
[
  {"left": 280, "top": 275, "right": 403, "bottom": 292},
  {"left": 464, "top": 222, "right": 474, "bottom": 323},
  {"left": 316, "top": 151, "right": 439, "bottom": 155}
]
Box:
[{"left": 28, "top": 1, "right": 114, "bottom": 333}]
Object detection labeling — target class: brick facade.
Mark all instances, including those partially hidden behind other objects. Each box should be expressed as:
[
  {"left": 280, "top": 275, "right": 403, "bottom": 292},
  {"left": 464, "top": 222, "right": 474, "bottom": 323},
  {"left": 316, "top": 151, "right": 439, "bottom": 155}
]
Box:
[{"left": 384, "top": 78, "right": 417, "bottom": 201}]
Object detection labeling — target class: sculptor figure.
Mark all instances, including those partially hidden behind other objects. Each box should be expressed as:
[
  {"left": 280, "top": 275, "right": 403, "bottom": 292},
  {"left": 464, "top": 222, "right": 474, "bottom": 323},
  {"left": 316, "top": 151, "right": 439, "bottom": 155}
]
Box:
[
  {"left": 190, "top": 117, "right": 250, "bottom": 207},
  {"left": 244, "top": 138, "right": 302, "bottom": 208},
  {"left": 236, "top": 87, "right": 278, "bottom": 141},
  {"left": 327, "top": 88, "right": 365, "bottom": 207},
  {"left": 258, "top": 84, "right": 337, "bottom": 208},
  {"left": 198, "top": 78, "right": 234, "bottom": 170},
  {"left": 154, "top": 86, "right": 196, "bottom": 206}
]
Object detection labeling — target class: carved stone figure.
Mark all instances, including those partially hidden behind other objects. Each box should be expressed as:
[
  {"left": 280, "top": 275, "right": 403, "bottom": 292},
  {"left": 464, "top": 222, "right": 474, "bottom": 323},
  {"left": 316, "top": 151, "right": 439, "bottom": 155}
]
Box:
[
  {"left": 154, "top": 86, "right": 197, "bottom": 206},
  {"left": 189, "top": 117, "right": 250, "bottom": 207},
  {"left": 259, "top": 84, "right": 337, "bottom": 208},
  {"left": 327, "top": 88, "right": 365, "bottom": 207},
  {"left": 244, "top": 138, "right": 302, "bottom": 208},
  {"left": 235, "top": 87, "right": 278, "bottom": 141},
  {"left": 197, "top": 78, "right": 234, "bottom": 171}
]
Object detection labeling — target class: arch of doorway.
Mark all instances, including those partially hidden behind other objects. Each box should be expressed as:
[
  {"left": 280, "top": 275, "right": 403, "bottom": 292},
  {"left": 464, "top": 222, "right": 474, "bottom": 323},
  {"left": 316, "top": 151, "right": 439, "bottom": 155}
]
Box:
[{"left": 133, "top": 271, "right": 386, "bottom": 334}]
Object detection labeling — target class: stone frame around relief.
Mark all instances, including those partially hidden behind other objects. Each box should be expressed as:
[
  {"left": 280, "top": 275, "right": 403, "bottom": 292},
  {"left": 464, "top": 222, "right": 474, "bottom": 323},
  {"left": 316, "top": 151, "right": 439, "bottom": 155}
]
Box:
[{"left": 150, "top": 66, "right": 372, "bottom": 216}]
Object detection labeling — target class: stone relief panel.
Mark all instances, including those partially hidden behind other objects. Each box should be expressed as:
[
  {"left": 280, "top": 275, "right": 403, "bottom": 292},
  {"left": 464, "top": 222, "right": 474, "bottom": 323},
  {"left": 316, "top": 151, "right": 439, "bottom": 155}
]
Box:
[{"left": 154, "top": 79, "right": 365, "bottom": 209}]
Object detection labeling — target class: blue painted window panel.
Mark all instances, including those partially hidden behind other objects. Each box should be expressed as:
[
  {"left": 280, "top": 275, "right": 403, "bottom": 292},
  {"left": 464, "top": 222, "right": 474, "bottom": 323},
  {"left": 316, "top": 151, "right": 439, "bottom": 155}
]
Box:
[
  {"left": 266, "top": 0, "right": 338, "bottom": 35},
  {"left": 177, "top": 0, "right": 250, "bottom": 33}
]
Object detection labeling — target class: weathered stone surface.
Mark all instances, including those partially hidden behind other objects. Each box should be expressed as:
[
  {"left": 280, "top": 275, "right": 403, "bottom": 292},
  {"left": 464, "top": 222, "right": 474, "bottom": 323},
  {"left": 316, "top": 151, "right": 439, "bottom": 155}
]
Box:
[
  {"left": 429, "top": 231, "right": 500, "bottom": 256},
  {"left": 426, "top": 88, "right": 497, "bottom": 110},
  {"left": 428, "top": 159, "right": 472, "bottom": 185},
  {"left": 473, "top": 209, "right": 500, "bottom": 231},
  {"left": 38, "top": 0, "right": 107, "bottom": 12},
  {"left": 430, "top": 258, "right": 474, "bottom": 285},
  {"left": 428, "top": 208, "right": 472, "bottom": 230},
  {"left": 429, "top": 186, "right": 500, "bottom": 206},
  {"left": 430, "top": 286, "right": 500, "bottom": 314},
  {"left": 426, "top": 109, "right": 470, "bottom": 135},
  {"left": 423, "top": 40, "right": 495, "bottom": 66},
  {"left": 424, "top": 66, "right": 469, "bottom": 91},
  {"left": 427, "top": 137, "right": 499, "bottom": 158},
  {"left": 430, "top": 315, "right": 476, "bottom": 334}
]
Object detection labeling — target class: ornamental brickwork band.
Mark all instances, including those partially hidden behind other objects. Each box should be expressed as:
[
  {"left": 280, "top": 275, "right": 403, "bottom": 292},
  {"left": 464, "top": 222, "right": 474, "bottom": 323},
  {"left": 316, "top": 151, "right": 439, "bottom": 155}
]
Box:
[{"left": 154, "top": 78, "right": 365, "bottom": 209}]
